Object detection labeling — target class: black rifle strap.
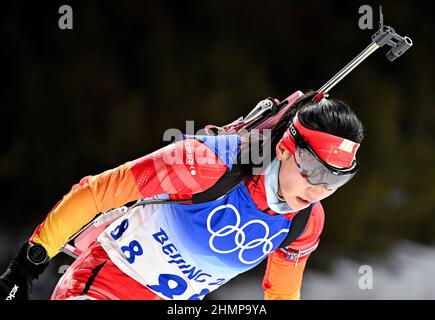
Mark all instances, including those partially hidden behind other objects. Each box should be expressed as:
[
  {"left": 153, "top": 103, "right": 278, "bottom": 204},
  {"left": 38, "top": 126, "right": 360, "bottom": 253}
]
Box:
[
  {"left": 278, "top": 204, "right": 313, "bottom": 249},
  {"left": 191, "top": 163, "right": 244, "bottom": 204},
  {"left": 191, "top": 141, "right": 250, "bottom": 204}
]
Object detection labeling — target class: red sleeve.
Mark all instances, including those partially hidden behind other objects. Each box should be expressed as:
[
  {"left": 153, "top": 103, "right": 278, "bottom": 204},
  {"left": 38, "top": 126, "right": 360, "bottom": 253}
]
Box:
[{"left": 130, "top": 138, "right": 228, "bottom": 198}]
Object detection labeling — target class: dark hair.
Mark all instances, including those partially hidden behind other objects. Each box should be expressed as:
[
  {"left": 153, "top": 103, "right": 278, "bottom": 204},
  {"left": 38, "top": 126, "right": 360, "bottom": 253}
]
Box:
[{"left": 239, "top": 91, "right": 365, "bottom": 179}]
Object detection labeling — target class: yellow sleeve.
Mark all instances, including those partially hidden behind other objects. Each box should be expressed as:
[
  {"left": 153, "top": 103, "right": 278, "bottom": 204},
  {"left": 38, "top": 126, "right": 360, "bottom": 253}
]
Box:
[{"left": 30, "top": 161, "right": 142, "bottom": 258}]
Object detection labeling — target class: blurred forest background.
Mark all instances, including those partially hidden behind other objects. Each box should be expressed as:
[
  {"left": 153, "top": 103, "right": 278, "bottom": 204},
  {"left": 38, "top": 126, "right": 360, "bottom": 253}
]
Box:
[{"left": 0, "top": 0, "right": 434, "bottom": 299}]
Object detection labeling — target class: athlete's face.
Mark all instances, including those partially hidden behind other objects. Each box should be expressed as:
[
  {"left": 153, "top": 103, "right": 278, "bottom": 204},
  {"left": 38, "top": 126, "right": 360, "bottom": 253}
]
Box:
[{"left": 275, "top": 142, "right": 337, "bottom": 210}]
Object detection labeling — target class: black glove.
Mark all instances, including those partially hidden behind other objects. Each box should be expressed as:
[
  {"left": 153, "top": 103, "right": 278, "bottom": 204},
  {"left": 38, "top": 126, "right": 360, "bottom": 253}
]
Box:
[{"left": 0, "top": 242, "right": 50, "bottom": 300}]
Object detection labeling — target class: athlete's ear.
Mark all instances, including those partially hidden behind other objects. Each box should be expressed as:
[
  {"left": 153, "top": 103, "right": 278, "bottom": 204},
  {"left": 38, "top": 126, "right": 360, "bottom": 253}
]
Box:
[{"left": 276, "top": 142, "right": 291, "bottom": 161}]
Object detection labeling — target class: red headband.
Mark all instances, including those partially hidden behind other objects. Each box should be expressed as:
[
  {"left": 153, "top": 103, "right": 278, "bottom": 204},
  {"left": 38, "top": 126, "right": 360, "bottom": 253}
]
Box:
[{"left": 279, "top": 115, "right": 360, "bottom": 168}]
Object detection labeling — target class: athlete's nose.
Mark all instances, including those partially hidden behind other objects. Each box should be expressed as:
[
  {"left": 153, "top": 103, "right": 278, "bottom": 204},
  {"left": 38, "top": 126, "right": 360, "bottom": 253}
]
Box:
[{"left": 306, "top": 184, "right": 326, "bottom": 200}]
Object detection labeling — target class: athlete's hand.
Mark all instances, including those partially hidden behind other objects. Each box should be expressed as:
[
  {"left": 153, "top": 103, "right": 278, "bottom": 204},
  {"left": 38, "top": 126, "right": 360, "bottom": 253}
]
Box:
[{"left": 0, "top": 242, "right": 49, "bottom": 300}]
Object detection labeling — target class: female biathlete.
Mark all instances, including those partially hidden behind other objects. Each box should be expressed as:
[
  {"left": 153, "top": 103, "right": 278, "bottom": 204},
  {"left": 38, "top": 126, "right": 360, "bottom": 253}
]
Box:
[{"left": 0, "top": 91, "right": 364, "bottom": 300}]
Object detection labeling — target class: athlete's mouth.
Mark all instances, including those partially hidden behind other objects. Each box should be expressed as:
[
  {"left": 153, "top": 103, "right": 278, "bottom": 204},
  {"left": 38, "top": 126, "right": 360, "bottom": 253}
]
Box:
[{"left": 296, "top": 196, "right": 310, "bottom": 206}]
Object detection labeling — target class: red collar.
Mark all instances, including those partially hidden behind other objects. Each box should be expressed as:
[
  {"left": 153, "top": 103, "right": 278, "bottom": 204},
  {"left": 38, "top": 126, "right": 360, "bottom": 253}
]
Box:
[{"left": 245, "top": 176, "right": 299, "bottom": 220}]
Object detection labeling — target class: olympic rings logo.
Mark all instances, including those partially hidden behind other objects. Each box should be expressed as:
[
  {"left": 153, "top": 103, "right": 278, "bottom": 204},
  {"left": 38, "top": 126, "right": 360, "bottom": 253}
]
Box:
[{"left": 206, "top": 204, "right": 289, "bottom": 265}]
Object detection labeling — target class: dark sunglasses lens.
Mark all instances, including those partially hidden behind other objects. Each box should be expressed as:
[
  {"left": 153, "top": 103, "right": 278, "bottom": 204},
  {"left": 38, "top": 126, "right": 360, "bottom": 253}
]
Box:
[{"left": 294, "top": 147, "right": 357, "bottom": 189}]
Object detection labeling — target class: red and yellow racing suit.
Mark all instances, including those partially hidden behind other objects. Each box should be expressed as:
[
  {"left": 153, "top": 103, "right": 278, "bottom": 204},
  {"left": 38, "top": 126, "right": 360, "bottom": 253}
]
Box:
[{"left": 30, "top": 138, "right": 324, "bottom": 300}]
